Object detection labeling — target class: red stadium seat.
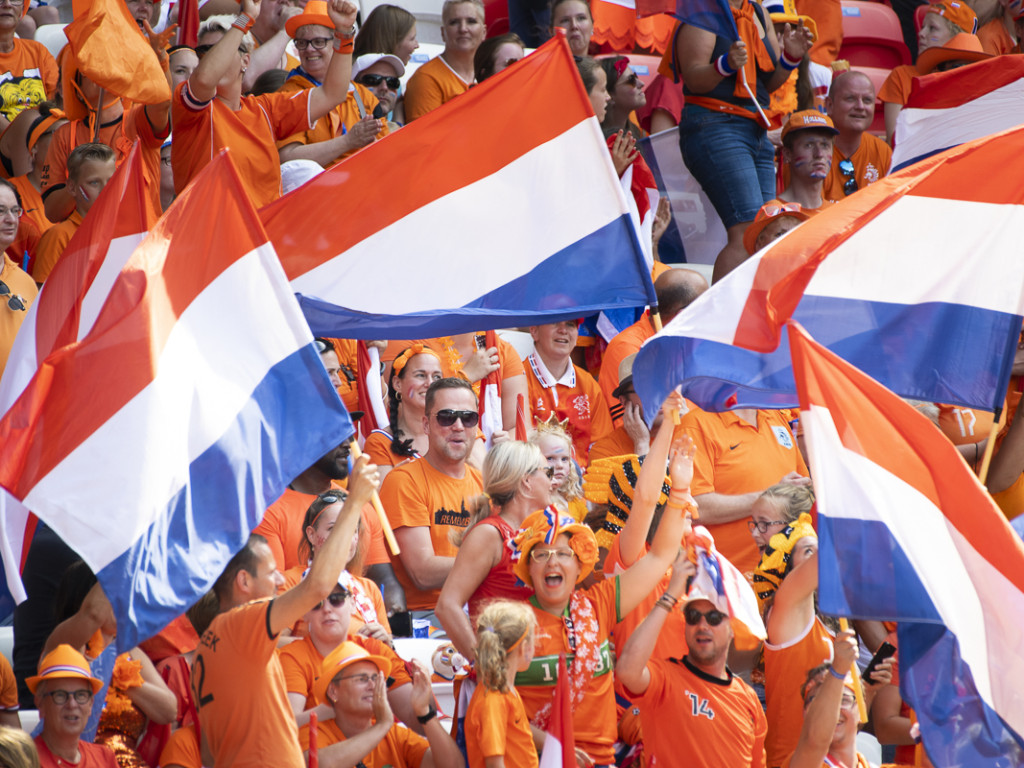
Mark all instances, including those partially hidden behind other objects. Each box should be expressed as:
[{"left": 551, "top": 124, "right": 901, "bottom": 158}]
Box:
[
  {"left": 855, "top": 65, "right": 895, "bottom": 136},
  {"left": 840, "top": 0, "right": 912, "bottom": 68}
]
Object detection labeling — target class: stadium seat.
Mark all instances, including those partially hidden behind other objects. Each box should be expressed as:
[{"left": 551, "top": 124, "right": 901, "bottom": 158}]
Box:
[
  {"left": 840, "top": 0, "right": 912, "bottom": 68},
  {"left": 856, "top": 65, "right": 894, "bottom": 136}
]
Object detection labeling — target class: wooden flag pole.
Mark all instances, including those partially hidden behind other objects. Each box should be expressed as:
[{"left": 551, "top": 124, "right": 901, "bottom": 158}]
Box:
[
  {"left": 838, "top": 618, "right": 868, "bottom": 724},
  {"left": 650, "top": 309, "right": 681, "bottom": 426},
  {"left": 349, "top": 441, "right": 400, "bottom": 556}
]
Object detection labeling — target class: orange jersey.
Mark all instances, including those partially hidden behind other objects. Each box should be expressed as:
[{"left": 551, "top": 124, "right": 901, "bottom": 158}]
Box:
[
  {"left": 122, "top": 104, "right": 169, "bottom": 222},
  {"left": 159, "top": 724, "right": 201, "bottom": 768},
  {"left": 31, "top": 210, "right": 81, "bottom": 283},
  {"left": 598, "top": 314, "right": 657, "bottom": 425},
  {"left": 878, "top": 64, "right": 918, "bottom": 107},
  {"left": 465, "top": 686, "right": 538, "bottom": 768},
  {"left": 0, "top": 255, "right": 36, "bottom": 380},
  {"left": 36, "top": 738, "right": 118, "bottom": 768},
  {"left": 363, "top": 429, "right": 413, "bottom": 467},
  {"left": 171, "top": 81, "right": 312, "bottom": 208},
  {"left": 278, "top": 76, "right": 389, "bottom": 165},
  {"left": 524, "top": 353, "right": 613, "bottom": 465},
  {"left": 378, "top": 458, "right": 483, "bottom": 610},
  {"left": 978, "top": 17, "right": 1015, "bottom": 54},
  {"left": 764, "top": 616, "right": 835, "bottom": 768},
  {"left": 684, "top": 408, "right": 807, "bottom": 574},
  {"left": 299, "top": 716, "right": 429, "bottom": 766},
  {"left": 629, "top": 656, "right": 767, "bottom": 767},
  {"left": 403, "top": 55, "right": 471, "bottom": 122},
  {"left": 0, "top": 40, "right": 58, "bottom": 122},
  {"left": 515, "top": 579, "right": 621, "bottom": 765},
  {"left": 279, "top": 633, "right": 409, "bottom": 710},
  {"left": 0, "top": 654, "right": 15, "bottom": 711},
  {"left": 9, "top": 174, "right": 51, "bottom": 236},
  {"left": 40, "top": 112, "right": 134, "bottom": 197},
  {"left": 821, "top": 133, "right": 892, "bottom": 202},
  {"left": 193, "top": 599, "right": 304, "bottom": 768}
]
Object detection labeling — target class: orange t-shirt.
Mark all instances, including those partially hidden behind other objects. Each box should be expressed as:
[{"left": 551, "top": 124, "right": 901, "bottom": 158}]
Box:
[
  {"left": 123, "top": 104, "right": 169, "bottom": 223},
  {"left": 877, "top": 64, "right": 918, "bottom": 107},
  {"left": 31, "top": 210, "right": 82, "bottom": 283},
  {"left": 598, "top": 313, "right": 657, "bottom": 425},
  {"left": 978, "top": 17, "right": 1015, "bottom": 54},
  {"left": 629, "top": 656, "right": 767, "bottom": 767},
  {"left": 403, "top": 55, "right": 471, "bottom": 122},
  {"left": 763, "top": 615, "right": 835, "bottom": 768},
  {"left": 0, "top": 39, "right": 58, "bottom": 122},
  {"left": 684, "top": 408, "right": 808, "bottom": 575},
  {"left": 327, "top": 337, "right": 360, "bottom": 415},
  {"left": 193, "top": 599, "right": 304, "bottom": 768},
  {"left": 40, "top": 111, "right": 134, "bottom": 198},
  {"left": 363, "top": 429, "right": 414, "bottom": 468},
  {"left": 35, "top": 738, "right": 118, "bottom": 768},
  {"left": 378, "top": 458, "right": 483, "bottom": 610},
  {"left": 515, "top": 579, "right": 621, "bottom": 765},
  {"left": 171, "top": 81, "right": 312, "bottom": 208},
  {"left": 278, "top": 76, "right": 389, "bottom": 165},
  {"left": 299, "top": 716, "right": 430, "bottom": 765},
  {"left": 524, "top": 353, "right": 613, "bottom": 465},
  {"left": 821, "top": 133, "right": 892, "bottom": 201},
  {"left": 0, "top": 254, "right": 36, "bottom": 380},
  {"left": 465, "top": 686, "right": 538, "bottom": 768},
  {"left": 158, "top": 724, "right": 201, "bottom": 768},
  {"left": 0, "top": 654, "right": 16, "bottom": 711},
  {"left": 279, "top": 633, "right": 409, "bottom": 710},
  {"left": 9, "top": 175, "right": 51, "bottom": 237}
]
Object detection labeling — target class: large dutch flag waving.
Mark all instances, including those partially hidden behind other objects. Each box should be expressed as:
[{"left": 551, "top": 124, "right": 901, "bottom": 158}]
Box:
[
  {"left": 260, "top": 34, "right": 656, "bottom": 340},
  {"left": 788, "top": 320, "right": 1024, "bottom": 766},
  {"left": 0, "top": 152, "right": 354, "bottom": 651}
]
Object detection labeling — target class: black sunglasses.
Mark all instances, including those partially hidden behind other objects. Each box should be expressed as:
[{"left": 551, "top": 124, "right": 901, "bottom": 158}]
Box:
[
  {"left": 0, "top": 280, "right": 26, "bottom": 311},
  {"left": 683, "top": 606, "right": 728, "bottom": 627},
  {"left": 619, "top": 72, "right": 640, "bottom": 88},
  {"left": 839, "top": 159, "right": 857, "bottom": 196},
  {"left": 358, "top": 73, "right": 401, "bottom": 91},
  {"left": 312, "top": 590, "right": 351, "bottom": 611},
  {"left": 434, "top": 409, "right": 479, "bottom": 428}
]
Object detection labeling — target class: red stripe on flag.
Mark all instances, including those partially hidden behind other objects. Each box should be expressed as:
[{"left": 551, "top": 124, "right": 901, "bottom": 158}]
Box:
[
  {"left": 516, "top": 393, "right": 528, "bottom": 441},
  {"left": 906, "top": 56, "right": 1024, "bottom": 110}
]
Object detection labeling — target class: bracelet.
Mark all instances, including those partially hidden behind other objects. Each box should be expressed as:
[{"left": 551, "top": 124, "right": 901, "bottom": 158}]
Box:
[
  {"left": 828, "top": 666, "right": 848, "bottom": 682},
  {"left": 660, "top": 592, "right": 678, "bottom": 607},
  {"left": 335, "top": 24, "right": 357, "bottom": 39},
  {"left": 416, "top": 704, "right": 437, "bottom": 724},
  {"left": 714, "top": 53, "right": 736, "bottom": 77},
  {"left": 231, "top": 12, "right": 254, "bottom": 33},
  {"left": 779, "top": 50, "right": 801, "bottom": 70},
  {"left": 654, "top": 599, "right": 673, "bottom": 612}
]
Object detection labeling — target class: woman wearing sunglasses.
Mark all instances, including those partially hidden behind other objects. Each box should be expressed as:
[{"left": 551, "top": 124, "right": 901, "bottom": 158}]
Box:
[
  {"left": 597, "top": 56, "right": 646, "bottom": 141},
  {"left": 436, "top": 440, "right": 553, "bottom": 661}
]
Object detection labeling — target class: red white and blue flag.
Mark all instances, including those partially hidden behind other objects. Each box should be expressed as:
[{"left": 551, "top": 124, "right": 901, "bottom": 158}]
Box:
[
  {"left": 0, "top": 152, "right": 354, "bottom": 650},
  {"left": 260, "top": 34, "right": 656, "bottom": 340},
  {"left": 892, "top": 56, "right": 1024, "bottom": 171},
  {"left": 633, "top": 125, "right": 1024, "bottom": 419},
  {"left": 788, "top": 320, "right": 1024, "bottom": 766},
  {"left": 539, "top": 653, "right": 576, "bottom": 768}
]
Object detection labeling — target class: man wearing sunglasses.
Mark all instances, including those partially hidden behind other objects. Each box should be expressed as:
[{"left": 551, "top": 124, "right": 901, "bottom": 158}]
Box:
[
  {"left": 823, "top": 70, "right": 892, "bottom": 202},
  {"left": 379, "top": 377, "right": 484, "bottom": 623},
  {"left": 351, "top": 53, "right": 405, "bottom": 129},
  {"left": 617, "top": 558, "right": 767, "bottom": 767}
]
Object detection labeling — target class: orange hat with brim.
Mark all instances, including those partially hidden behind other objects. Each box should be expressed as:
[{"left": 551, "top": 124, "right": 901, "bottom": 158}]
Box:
[
  {"left": 286, "top": 0, "right": 334, "bottom": 37},
  {"left": 743, "top": 201, "right": 811, "bottom": 255},
  {"left": 27, "top": 644, "right": 103, "bottom": 694},
  {"left": 916, "top": 32, "right": 990, "bottom": 73},
  {"left": 314, "top": 641, "right": 389, "bottom": 706}
]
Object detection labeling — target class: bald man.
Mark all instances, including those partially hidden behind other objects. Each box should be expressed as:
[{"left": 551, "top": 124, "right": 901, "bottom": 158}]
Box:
[{"left": 823, "top": 70, "right": 892, "bottom": 201}]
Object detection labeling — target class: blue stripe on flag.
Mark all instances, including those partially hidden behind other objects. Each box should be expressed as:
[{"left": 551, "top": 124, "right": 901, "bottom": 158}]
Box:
[
  {"left": 298, "top": 215, "right": 648, "bottom": 339},
  {"left": 674, "top": 0, "right": 738, "bottom": 39},
  {"left": 97, "top": 344, "right": 354, "bottom": 651}
]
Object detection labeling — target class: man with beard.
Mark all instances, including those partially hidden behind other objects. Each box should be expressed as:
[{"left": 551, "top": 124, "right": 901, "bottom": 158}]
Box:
[{"left": 823, "top": 71, "right": 892, "bottom": 202}]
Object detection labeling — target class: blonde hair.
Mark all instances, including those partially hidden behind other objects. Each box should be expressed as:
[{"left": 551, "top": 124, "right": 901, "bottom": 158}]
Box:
[
  {"left": 199, "top": 15, "right": 256, "bottom": 53},
  {"left": 0, "top": 727, "right": 40, "bottom": 768},
  {"left": 529, "top": 422, "right": 583, "bottom": 502},
  {"left": 475, "top": 600, "right": 536, "bottom": 693},
  {"left": 759, "top": 484, "right": 815, "bottom": 524}
]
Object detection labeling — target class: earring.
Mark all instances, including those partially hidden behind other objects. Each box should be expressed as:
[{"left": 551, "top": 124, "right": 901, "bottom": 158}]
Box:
[{"left": 241, "top": 67, "right": 247, "bottom": 74}]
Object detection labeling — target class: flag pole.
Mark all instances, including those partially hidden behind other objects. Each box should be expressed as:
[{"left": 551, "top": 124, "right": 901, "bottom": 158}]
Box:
[
  {"left": 349, "top": 441, "right": 400, "bottom": 555},
  {"left": 739, "top": 69, "right": 771, "bottom": 128},
  {"left": 976, "top": 407, "right": 1003, "bottom": 485},
  {"left": 838, "top": 618, "right": 868, "bottom": 724},
  {"left": 650, "top": 309, "right": 681, "bottom": 426}
]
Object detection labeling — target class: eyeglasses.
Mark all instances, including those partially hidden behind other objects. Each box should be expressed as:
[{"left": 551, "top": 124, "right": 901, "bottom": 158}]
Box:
[
  {"left": 357, "top": 73, "right": 401, "bottom": 91},
  {"left": 0, "top": 280, "right": 26, "bottom": 311},
  {"left": 618, "top": 72, "right": 640, "bottom": 88},
  {"left": 529, "top": 548, "right": 576, "bottom": 564},
  {"left": 312, "top": 590, "right": 351, "bottom": 611},
  {"left": 334, "top": 672, "right": 376, "bottom": 685},
  {"left": 747, "top": 519, "right": 788, "bottom": 534},
  {"left": 839, "top": 159, "right": 857, "bottom": 195},
  {"left": 44, "top": 689, "right": 93, "bottom": 706},
  {"left": 434, "top": 409, "right": 479, "bottom": 428},
  {"left": 683, "top": 606, "right": 728, "bottom": 627},
  {"left": 195, "top": 44, "right": 247, "bottom": 58},
  {"left": 294, "top": 37, "right": 332, "bottom": 50},
  {"left": 0, "top": 205, "right": 23, "bottom": 219},
  {"left": 535, "top": 466, "right": 555, "bottom": 479}
]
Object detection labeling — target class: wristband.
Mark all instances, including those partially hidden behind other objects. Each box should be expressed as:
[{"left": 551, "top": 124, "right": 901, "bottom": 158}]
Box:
[
  {"left": 231, "top": 12, "right": 254, "bottom": 33},
  {"left": 828, "top": 666, "right": 848, "bottom": 682},
  {"left": 779, "top": 50, "right": 801, "bottom": 70},
  {"left": 416, "top": 704, "right": 437, "bottom": 724},
  {"left": 334, "top": 37, "right": 354, "bottom": 53},
  {"left": 660, "top": 592, "right": 678, "bottom": 607},
  {"left": 654, "top": 599, "right": 673, "bottom": 612},
  {"left": 714, "top": 53, "right": 736, "bottom": 77}
]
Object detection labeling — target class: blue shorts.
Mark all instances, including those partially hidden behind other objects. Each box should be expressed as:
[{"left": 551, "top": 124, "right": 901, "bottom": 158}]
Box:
[{"left": 679, "top": 104, "right": 776, "bottom": 229}]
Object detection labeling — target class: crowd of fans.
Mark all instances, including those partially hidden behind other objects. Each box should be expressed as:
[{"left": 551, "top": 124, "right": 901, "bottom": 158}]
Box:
[{"left": 0, "top": 0, "right": 1022, "bottom": 764}]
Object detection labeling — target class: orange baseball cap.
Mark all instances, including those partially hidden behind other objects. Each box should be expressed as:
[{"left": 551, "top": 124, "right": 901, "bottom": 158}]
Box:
[
  {"left": 743, "top": 201, "right": 811, "bottom": 255},
  {"left": 781, "top": 110, "right": 839, "bottom": 144},
  {"left": 27, "top": 644, "right": 103, "bottom": 695},
  {"left": 314, "top": 641, "right": 389, "bottom": 706}
]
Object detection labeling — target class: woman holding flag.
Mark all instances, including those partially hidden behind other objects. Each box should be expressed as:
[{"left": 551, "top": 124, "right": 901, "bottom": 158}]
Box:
[{"left": 672, "top": 0, "right": 813, "bottom": 281}]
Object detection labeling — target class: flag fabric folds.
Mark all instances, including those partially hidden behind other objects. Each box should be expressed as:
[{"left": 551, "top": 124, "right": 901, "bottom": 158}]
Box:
[
  {"left": 260, "top": 35, "right": 655, "bottom": 340},
  {"left": 667, "top": 0, "right": 737, "bottom": 38},
  {"left": 788, "top": 320, "right": 1024, "bottom": 766},
  {"left": 633, "top": 124, "right": 1024, "bottom": 420},
  {"left": 0, "top": 152, "right": 353, "bottom": 650},
  {"left": 892, "top": 57, "right": 1024, "bottom": 171},
  {"left": 539, "top": 654, "right": 576, "bottom": 768}
]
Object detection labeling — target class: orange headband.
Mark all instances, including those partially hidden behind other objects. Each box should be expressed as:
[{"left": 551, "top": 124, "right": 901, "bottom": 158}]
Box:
[
  {"left": 392, "top": 343, "right": 441, "bottom": 377},
  {"left": 27, "top": 110, "right": 66, "bottom": 151}
]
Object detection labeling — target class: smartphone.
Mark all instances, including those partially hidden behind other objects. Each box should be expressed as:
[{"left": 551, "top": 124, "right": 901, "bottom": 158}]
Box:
[{"left": 863, "top": 641, "right": 897, "bottom": 684}]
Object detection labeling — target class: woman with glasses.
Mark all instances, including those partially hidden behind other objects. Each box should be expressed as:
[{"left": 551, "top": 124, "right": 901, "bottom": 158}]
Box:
[
  {"left": 436, "top": 440, "right": 553, "bottom": 660},
  {"left": 473, "top": 32, "right": 524, "bottom": 83},
  {"left": 171, "top": 0, "right": 358, "bottom": 208},
  {"left": 0, "top": 178, "right": 36, "bottom": 382},
  {"left": 598, "top": 56, "right": 646, "bottom": 141}
]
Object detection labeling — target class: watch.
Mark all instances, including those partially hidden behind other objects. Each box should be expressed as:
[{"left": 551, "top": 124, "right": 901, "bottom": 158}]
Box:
[{"left": 416, "top": 704, "right": 437, "bottom": 724}]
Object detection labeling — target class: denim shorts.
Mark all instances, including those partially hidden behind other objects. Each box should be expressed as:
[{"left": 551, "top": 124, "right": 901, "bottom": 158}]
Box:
[{"left": 679, "top": 104, "right": 776, "bottom": 229}]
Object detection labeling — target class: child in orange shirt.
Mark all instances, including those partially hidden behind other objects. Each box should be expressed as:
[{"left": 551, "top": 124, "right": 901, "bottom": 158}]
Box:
[{"left": 465, "top": 600, "right": 539, "bottom": 768}]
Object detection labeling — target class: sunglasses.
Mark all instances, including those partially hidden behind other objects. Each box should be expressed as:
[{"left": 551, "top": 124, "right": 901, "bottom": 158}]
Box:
[
  {"left": 0, "top": 280, "right": 26, "bottom": 311},
  {"left": 434, "top": 409, "right": 479, "bottom": 428},
  {"left": 358, "top": 73, "right": 401, "bottom": 91},
  {"left": 537, "top": 466, "right": 555, "bottom": 478},
  {"left": 760, "top": 201, "right": 803, "bottom": 218},
  {"left": 618, "top": 72, "right": 640, "bottom": 88},
  {"left": 683, "top": 606, "right": 728, "bottom": 627},
  {"left": 839, "top": 159, "right": 857, "bottom": 196},
  {"left": 312, "top": 590, "right": 351, "bottom": 611},
  {"left": 294, "top": 37, "right": 331, "bottom": 50}
]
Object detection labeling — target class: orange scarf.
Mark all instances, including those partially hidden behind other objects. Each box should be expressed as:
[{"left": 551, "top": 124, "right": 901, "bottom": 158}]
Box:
[{"left": 732, "top": 0, "right": 775, "bottom": 99}]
